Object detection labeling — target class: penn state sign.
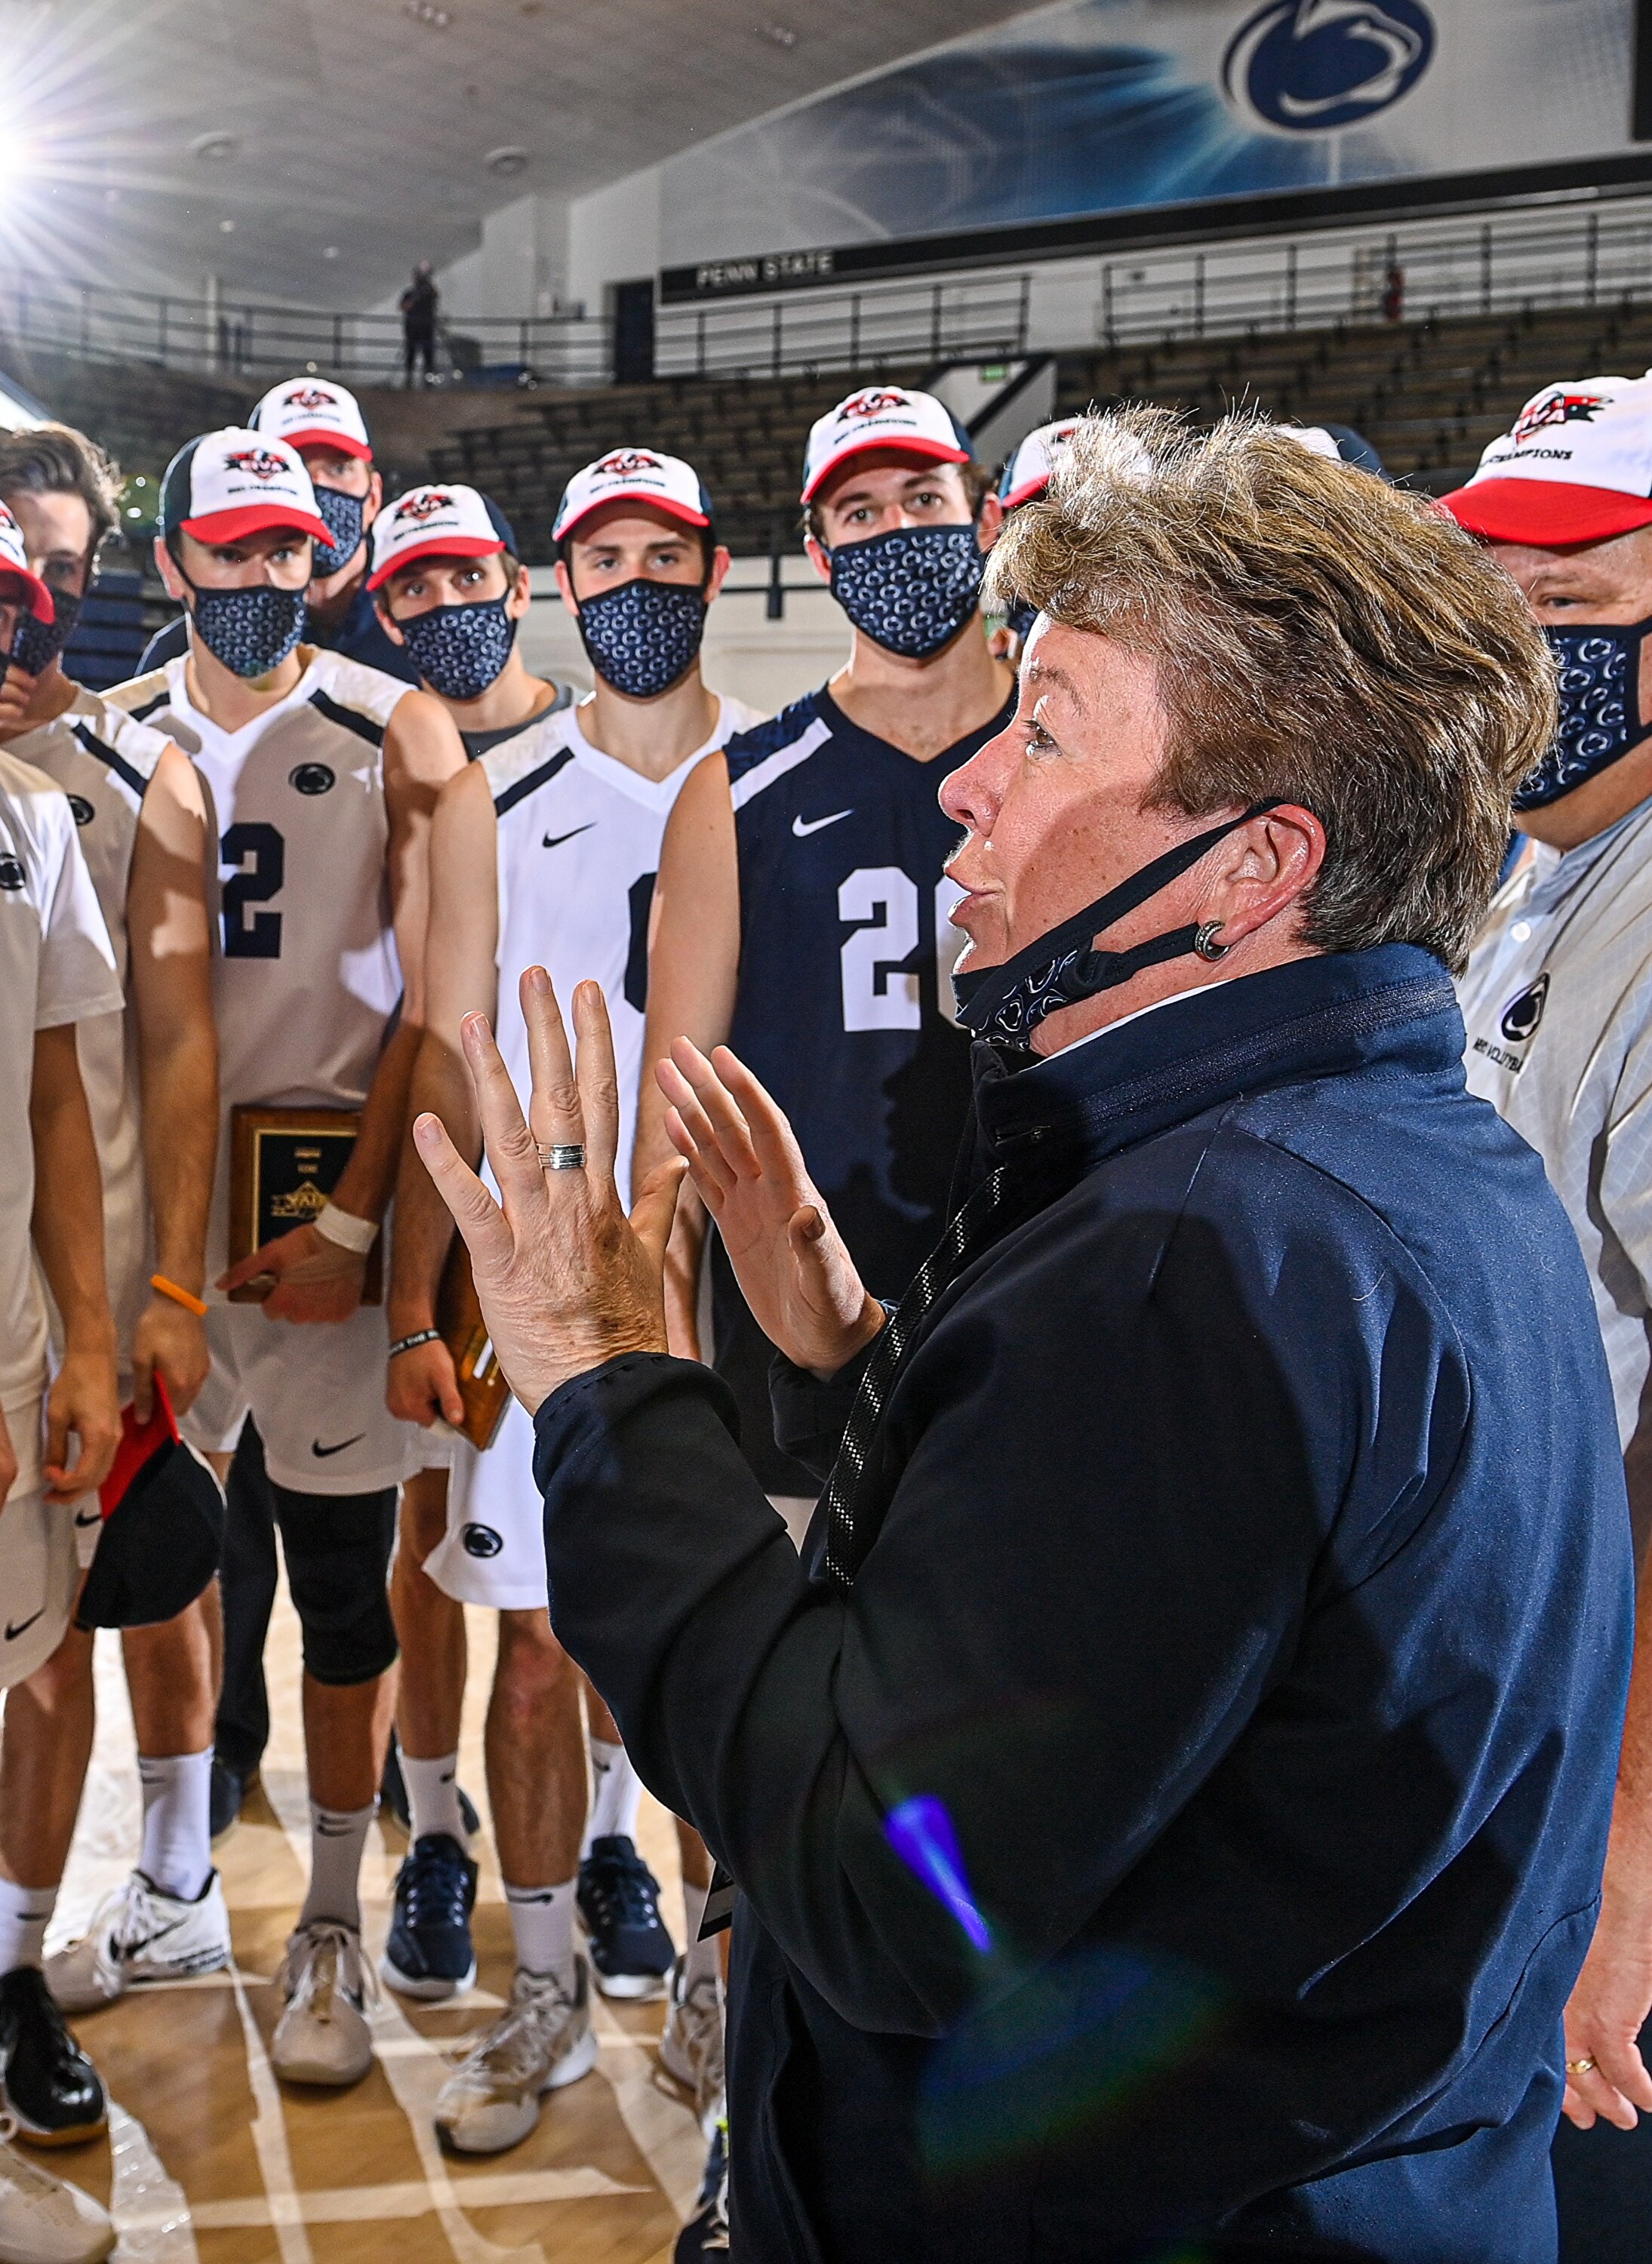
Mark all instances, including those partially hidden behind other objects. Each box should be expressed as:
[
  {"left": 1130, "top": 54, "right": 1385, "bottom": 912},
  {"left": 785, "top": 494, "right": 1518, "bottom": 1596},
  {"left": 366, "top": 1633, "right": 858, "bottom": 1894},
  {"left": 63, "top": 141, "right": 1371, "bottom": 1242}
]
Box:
[{"left": 1223, "top": 0, "right": 1435, "bottom": 134}]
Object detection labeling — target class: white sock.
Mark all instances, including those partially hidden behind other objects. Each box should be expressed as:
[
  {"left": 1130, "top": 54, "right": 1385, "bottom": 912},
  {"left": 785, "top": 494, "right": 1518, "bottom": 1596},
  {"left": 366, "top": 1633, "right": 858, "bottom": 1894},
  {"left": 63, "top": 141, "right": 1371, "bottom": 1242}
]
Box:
[
  {"left": 299, "top": 1801, "right": 374, "bottom": 1932},
  {"left": 138, "top": 1749, "right": 214, "bottom": 1901},
  {"left": 0, "top": 1877, "right": 57, "bottom": 1973},
  {"left": 403, "top": 1750, "right": 467, "bottom": 1847},
  {"left": 681, "top": 1876, "right": 720, "bottom": 1986},
  {"left": 504, "top": 1878, "right": 577, "bottom": 1986},
  {"left": 584, "top": 1738, "right": 642, "bottom": 1850}
]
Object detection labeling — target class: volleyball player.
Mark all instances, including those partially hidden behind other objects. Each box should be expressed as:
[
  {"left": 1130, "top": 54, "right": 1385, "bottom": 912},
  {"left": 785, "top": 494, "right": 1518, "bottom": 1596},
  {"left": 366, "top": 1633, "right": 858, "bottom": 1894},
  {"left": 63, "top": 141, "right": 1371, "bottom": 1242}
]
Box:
[
  {"left": 137, "top": 378, "right": 417, "bottom": 686},
  {"left": 108, "top": 428, "right": 466, "bottom": 2087},
  {"left": 0, "top": 425, "right": 226, "bottom": 2040},
  {"left": 377, "top": 461, "right": 758, "bottom": 2149}
]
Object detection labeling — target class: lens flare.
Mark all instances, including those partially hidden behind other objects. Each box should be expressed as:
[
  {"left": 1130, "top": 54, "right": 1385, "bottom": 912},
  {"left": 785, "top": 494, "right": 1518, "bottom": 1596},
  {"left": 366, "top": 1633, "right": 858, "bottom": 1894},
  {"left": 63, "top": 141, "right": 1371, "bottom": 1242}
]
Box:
[{"left": 885, "top": 1794, "right": 992, "bottom": 1953}]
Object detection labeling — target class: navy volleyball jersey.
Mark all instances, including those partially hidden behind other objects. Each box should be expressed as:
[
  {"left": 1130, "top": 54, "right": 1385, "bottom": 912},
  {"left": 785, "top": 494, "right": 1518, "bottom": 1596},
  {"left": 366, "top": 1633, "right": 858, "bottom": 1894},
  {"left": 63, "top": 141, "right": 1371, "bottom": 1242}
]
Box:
[{"left": 718, "top": 684, "right": 1013, "bottom": 1490}]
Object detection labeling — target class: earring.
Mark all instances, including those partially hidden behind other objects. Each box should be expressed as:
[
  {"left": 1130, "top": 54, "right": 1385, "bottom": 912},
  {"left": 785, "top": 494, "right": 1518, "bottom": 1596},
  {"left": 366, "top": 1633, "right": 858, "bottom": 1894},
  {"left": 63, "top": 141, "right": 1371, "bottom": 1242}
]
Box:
[{"left": 1193, "top": 920, "right": 1231, "bottom": 961}]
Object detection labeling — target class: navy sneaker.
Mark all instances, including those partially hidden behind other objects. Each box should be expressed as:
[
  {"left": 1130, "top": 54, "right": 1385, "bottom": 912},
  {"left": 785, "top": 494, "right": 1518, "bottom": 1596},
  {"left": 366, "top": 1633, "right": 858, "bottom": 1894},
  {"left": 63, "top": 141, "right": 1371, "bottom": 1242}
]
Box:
[
  {"left": 577, "top": 1835, "right": 675, "bottom": 2000},
  {"left": 674, "top": 2117, "right": 729, "bottom": 2258},
  {"left": 380, "top": 1834, "right": 478, "bottom": 2001}
]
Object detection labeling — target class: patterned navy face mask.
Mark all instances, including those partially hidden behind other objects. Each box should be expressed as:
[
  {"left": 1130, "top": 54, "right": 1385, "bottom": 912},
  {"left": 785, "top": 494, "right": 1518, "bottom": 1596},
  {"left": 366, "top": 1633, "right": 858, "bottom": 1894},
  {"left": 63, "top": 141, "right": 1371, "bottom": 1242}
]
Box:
[
  {"left": 1517, "top": 622, "right": 1652, "bottom": 811},
  {"left": 577, "top": 576, "right": 706, "bottom": 699},
  {"left": 828, "top": 523, "right": 985, "bottom": 660},
  {"left": 397, "top": 596, "right": 518, "bottom": 701},
  {"left": 310, "top": 487, "right": 368, "bottom": 579},
  {"left": 188, "top": 580, "right": 306, "bottom": 679},
  {"left": 6, "top": 586, "right": 82, "bottom": 679}
]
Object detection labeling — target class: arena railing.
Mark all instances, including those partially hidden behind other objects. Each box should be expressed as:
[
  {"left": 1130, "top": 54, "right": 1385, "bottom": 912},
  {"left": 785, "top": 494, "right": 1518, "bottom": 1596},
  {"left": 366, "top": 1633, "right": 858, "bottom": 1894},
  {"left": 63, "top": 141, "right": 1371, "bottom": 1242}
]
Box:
[{"left": 0, "top": 269, "right": 1032, "bottom": 389}]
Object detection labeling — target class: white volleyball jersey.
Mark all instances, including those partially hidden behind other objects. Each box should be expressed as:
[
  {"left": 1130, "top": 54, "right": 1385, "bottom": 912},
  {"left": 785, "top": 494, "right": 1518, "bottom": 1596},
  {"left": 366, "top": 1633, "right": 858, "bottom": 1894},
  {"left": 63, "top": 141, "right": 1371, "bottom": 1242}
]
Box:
[
  {"left": 110, "top": 648, "right": 411, "bottom": 1282},
  {"left": 8, "top": 692, "right": 171, "bottom": 1343},
  {"left": 0, "top": 749, "right": 122, "bottom": 1409},
  {"left": 481, "top": 692, "right": 762, "bottom": 1196}
]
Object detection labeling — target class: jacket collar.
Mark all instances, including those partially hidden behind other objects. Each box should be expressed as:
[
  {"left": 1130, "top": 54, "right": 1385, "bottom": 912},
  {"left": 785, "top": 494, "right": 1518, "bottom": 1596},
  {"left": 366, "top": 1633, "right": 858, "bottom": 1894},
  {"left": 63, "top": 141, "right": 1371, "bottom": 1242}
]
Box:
[{"left": 972, "top": 945, "right": 1461, "bottom": 1173}]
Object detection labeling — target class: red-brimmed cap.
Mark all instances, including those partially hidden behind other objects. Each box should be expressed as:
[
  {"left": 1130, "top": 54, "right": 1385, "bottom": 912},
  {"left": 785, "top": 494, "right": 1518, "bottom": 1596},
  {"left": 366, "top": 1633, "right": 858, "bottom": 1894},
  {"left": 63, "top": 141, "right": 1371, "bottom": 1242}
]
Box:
[
  {"left": 0, "top": 501, "right": 54, "bottom": 623},
  {"left": 368, "top": 482, "right": 516, "bottom": 589},
  {"left": 553, "top": 448, "right": 713, "bottom": 543},
  {"left": 251, "top": 377, "right": 374, "bottom": 462},
  {"left": 801, "top": 386, "right": 972, "bottom": 503},
  {"left": 162, "top": 429, "right": 331, "bottom": 549},
  {"left": 1441, "top": 374, "right": 1652, "bottom": 546}
]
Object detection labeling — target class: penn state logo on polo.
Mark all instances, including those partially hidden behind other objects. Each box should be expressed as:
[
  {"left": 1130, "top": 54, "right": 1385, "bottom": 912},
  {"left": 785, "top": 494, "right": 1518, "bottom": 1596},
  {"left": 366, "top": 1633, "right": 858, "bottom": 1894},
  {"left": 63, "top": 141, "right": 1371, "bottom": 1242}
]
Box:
[
  {"left": 837, "top": 389, "right": 910, "bottom": 423},
  {"left": 1500, "top": 972, "right": 1549, "bottom": 1045},
  {"left": 460, "top": 1522, "right": 503, "bottom": 1559},
  {"left": 289, "top": 762, "right": 335, "bottom": 796},
  {"left": 223, "top": 447, "right": 289, "bottom": 481},
  {"left": 1512, "top": 392, "right": 1610, "bottom": 445},
  {"left": 392, "top": 489, "right": 454, "bottom": 522},
  {"left": 1223, "top": 0, "right": 1434, "bottom": 133}
]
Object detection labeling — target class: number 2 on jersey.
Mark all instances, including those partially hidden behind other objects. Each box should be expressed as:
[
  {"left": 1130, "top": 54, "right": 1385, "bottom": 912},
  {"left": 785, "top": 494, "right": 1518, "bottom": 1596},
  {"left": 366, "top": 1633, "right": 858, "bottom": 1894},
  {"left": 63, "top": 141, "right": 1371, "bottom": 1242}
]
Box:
[
  {"left": 221, "top": 821, "right": 285, "bottom": 958},
  {"left": 838, "top": 869, "right": 965, "bottom": 1032}
]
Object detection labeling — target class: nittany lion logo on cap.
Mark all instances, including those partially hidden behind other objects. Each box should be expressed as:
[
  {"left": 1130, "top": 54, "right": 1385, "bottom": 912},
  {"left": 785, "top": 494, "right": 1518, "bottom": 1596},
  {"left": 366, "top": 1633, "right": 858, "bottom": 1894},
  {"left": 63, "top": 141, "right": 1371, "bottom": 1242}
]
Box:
[
  {"left": 837, "top": 389, "right": 911, "bottom": 423},
  {"left": 595, "top": 450, "right": 662, "bottom": 477},
  {"left": 1512, "top": 392, "right": 1610, "bottom": 445},
  {"left": 282, "top": 386, "right": 337, "bottom": 411},
  {"left": 223, "top": 448, "right": 288, "bottom": 481},
  {"left": 393, "top": 490, "right": 454, "bottom": 521}
]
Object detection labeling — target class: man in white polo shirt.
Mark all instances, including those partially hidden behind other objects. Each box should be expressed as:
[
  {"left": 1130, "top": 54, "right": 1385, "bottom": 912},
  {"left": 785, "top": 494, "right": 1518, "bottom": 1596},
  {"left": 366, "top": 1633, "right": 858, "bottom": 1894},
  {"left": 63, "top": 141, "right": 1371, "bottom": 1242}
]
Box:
[{"left": 1445, "top": 374, "right": 1652, "bottom": 2238}]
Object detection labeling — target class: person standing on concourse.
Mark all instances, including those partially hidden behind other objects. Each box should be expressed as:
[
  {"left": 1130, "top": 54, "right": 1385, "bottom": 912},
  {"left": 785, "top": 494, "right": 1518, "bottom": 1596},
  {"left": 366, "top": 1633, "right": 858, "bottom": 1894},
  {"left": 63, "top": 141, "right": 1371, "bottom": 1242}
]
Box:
[{"left": 414, "top": 411, "right": 1633, "bottom": 2264}]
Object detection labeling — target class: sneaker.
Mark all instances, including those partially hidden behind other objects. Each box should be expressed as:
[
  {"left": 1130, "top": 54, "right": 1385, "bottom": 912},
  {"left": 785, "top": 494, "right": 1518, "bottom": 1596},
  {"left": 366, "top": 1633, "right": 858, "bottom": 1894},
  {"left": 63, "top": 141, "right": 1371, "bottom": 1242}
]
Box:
[
  {"left": 673, "top": 2116, "right": 730, "bottom": 2259},
  {"left": 380, "top": 1834, "right": 478, "bottom": 2001},
  {"left": 47, "top": 1870, "right": 231, "bottom": 2012},
  {"left": 0, "top": 2126, "right": 114, "bottom": 2263},
  {"left": 270, "top": 1921, "right": 376, "bottom": 2087},
  {"left": 209, "top": 1759, "right": 254, "bottom": 1840},
  {"left": 378, "top": 1733, "right": 480, "bottom": 1839},
  {"left": 577, "top": 1835, "right": 675, "bottom": 2000},
  {"left": 0, "top": 1970, "right": 105, "bottom": 2146},
  {"left": 658, "top": 1955, "right": 725, "bottom": 2136},
  {"left": 432, "top": 1958, "right": 598, "bottom": 2155}
]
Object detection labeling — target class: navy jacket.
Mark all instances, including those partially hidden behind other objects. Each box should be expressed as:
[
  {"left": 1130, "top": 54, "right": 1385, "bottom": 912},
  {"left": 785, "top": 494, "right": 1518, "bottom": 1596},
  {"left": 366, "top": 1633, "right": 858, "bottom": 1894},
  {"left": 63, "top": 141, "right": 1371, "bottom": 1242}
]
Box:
[{"left": 534, "top": 946, "right": 1633, "bottom": 2262}]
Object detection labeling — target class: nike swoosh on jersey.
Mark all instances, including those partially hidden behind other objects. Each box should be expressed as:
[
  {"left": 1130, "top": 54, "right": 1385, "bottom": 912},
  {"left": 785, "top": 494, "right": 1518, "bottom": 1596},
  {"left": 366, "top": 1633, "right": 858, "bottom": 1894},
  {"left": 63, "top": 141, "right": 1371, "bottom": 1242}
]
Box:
[
  {"left": 543, "top": 823, "right": 595, "bottom": 850},
  {"left": 312, "top": 1433, "right": 366, "bottom": 1458},
  {"left": 75, "top": 1509, "right": 103, "bottom": 1527},
  {"left": 5, "top": 1609, "right": 44, "bottom": 1641},
  {"left": 792, "top": 808, "right": 853, "bottom": 837}
]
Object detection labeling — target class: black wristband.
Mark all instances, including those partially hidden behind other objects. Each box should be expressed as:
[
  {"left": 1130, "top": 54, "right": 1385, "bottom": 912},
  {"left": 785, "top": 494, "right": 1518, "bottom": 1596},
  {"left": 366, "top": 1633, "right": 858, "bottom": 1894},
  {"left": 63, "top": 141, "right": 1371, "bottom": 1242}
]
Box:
[{"left": 388, "top": 1328, "right": 442, "bottom": 1360}]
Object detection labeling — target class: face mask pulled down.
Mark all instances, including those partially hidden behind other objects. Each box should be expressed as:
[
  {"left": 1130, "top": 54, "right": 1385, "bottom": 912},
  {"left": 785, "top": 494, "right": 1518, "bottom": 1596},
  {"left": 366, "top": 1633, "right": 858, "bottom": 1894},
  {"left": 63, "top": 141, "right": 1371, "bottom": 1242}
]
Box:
[
  {"left": 828, "top": 522, "right": 984, "bottom": 660},
  {"left": 576, "top": 576, "right": 707, "bottom": 700},
  {"left": 951, "top": 804, "right": 1278, "bottom": 1046},
  {"left": 1516, "top": 618, "right": 1652, "bottom": 812},
  {"left": 397, "top": 596, "right": 518, "bottom": 702}
]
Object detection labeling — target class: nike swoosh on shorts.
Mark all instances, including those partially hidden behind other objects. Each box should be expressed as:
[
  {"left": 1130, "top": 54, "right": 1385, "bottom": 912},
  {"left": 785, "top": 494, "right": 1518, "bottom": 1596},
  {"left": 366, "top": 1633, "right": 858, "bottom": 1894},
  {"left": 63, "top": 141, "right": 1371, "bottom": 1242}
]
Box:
[
  {"left": 792, "top": 808, "right": 852, "bottom": 837},
  {"left": 312, "top": 1434, "right": 366, "bottom": 1458}
]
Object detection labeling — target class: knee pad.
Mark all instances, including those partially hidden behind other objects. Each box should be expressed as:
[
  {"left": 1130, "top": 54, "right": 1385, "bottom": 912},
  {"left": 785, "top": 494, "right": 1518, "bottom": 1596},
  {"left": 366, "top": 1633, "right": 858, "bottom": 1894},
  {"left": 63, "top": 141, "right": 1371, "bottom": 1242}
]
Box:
[{"left": 270, "top": 1485, "right": 398, "bottom": 1687}]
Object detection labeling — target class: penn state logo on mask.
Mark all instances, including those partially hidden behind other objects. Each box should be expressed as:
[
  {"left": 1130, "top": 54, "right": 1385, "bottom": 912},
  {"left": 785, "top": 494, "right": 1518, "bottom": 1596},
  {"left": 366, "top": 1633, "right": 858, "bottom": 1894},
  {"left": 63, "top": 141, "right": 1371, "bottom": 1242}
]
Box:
[
  {"left": 1223, "top": 0, "right": 1434, "bottom": 133},
  {"left": 1500, "top": 973, "right": 1549, "bottom": 1045},
  {"left": 460, "top": 1522, "right": 503, "bottom": 1559}
]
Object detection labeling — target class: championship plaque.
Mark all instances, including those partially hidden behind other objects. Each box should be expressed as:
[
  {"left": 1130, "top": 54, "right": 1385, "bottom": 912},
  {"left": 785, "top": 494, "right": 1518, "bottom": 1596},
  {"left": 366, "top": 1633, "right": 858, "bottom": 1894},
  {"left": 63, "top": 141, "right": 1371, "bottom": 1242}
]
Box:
[
  {"left": 228, "top": 1106, "right": 382, "bottom": 1304},
  {"left": 436, "top": 1238, "right": 511, "bottom": 1450}
]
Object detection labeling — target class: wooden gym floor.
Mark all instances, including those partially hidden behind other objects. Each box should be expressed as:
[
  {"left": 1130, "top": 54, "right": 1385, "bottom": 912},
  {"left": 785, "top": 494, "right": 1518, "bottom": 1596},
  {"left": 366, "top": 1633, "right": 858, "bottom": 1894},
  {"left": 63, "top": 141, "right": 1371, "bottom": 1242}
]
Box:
[{"left": 32, "top": 1592, "right": 703, "bottom": 2262}]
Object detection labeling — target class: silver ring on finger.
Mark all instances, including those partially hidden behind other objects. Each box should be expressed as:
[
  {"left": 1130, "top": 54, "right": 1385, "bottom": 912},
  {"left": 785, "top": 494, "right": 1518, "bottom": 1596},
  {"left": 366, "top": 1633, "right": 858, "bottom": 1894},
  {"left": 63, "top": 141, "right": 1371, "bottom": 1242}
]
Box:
[{"left": 538, "top": 1143, "right": 586, "bottom": 1172}]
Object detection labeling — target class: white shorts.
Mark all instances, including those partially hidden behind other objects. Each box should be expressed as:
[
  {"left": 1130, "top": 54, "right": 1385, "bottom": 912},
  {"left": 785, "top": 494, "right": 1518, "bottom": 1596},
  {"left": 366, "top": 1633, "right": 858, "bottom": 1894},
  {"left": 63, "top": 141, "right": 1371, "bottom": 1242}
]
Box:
[
  {"left": 0, "top": 1399, "right": 83, "bottom": 1688},
  {"left": 183, "top": 1300, "right": 417, "bottom": 1497},
  {"left": 420, "top": 1396, "right": 546, "bottom": 1612}
]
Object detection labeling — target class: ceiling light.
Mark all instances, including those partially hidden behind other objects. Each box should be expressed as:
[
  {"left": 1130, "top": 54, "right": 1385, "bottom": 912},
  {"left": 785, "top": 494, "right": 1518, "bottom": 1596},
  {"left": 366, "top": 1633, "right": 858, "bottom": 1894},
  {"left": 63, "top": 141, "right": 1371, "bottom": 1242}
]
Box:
[
  {"left": 190, "top": 131, "right": 238, "bottom": 161},
  {"left": 484, "top": 145, "right": 528, "bottom": 176},
  {"left": 762, "top": 21, "right": 798, "bottom": 45},
  {"left": 405, "top": 0, "right": 452, "bottom": 24},
  {"left": 324, "top": 245, "right": 340, "bottom": 259},
  {"left": 219, "top": 217, "right": 235, "bottom": 233}
]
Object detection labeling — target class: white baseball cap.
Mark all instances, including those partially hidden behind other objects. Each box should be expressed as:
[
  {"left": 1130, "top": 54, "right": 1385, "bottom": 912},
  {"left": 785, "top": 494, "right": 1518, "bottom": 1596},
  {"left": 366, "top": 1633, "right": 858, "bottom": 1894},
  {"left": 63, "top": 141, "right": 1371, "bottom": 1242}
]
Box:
[
  {"left": 998, "top": 418, "right": 1083, "bottom": 512},
  {"left": 552, "top": 448, "right": 713, "bottom": 544},
  {"left": 1442, "top": 375, "right": 1652, "bottom": 545},
  {"left": 368, "top": 481, "right": 517, "bottom": 590},
  {"left": 0, "top": 500, "right": 53, "bottom": 626},
  {"left": 161, "top": 428, "right": 330, "bottom": 548},
  {"left": 251, "top": 377, "right": 373, "bottom": 462},
  {"left": 801, "top": 385, "right": 972, "bottom": 504}
]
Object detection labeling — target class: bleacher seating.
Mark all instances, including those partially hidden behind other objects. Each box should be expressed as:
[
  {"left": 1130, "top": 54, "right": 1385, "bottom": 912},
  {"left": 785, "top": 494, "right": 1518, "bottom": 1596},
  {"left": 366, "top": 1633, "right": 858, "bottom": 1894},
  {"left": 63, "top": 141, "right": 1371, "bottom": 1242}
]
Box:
[
  {"left": 429, "top": 300, "right": 1652, "bottom": 560},
  {"left": 0, "top": 343, "right": 255, "bottom": 487}
]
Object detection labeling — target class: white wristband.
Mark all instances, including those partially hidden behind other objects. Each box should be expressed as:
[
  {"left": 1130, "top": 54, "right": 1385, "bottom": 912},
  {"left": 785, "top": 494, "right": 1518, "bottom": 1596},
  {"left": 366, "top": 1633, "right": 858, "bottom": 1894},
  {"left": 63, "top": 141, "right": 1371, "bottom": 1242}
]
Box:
[{"left": 313, "top": 1200, "right": 379, "bottom": 1255}]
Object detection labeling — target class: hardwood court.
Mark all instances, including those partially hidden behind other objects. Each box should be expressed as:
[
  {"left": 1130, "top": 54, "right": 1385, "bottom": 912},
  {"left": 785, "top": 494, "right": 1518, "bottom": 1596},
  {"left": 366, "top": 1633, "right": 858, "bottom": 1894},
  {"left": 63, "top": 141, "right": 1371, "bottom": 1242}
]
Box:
[{"left": 33, "top": 1596, "right": 703, "bottom": 2262}]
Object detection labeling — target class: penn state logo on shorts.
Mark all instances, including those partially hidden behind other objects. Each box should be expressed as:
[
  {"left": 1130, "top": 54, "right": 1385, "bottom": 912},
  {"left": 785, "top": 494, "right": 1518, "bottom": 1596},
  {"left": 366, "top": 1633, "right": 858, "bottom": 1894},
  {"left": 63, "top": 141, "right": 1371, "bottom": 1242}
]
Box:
[
  {"left": 460, "top": 1522, "right": 504, "bottom": 1559},
  {"left": 1500, "top": 972, "right": 1549, "bottom": 1045},
  {"left": 1223, "top": 0, "right": 1434, "bottom": 133},
  {"left": 66, "top": 794, "right": 94, "bottom": 827},
  {"left": 0, "top": 854, "right": 25, "bottom": 891},
  {"left": 289, "top": 762, "right": 335, "bottom": 795}
]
